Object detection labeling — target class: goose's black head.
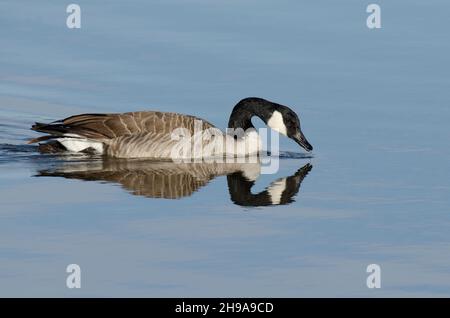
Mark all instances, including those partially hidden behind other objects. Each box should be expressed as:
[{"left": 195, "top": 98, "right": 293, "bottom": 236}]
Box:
[{"left": 228, "top": 97, "right": 313, "bottom": 152}]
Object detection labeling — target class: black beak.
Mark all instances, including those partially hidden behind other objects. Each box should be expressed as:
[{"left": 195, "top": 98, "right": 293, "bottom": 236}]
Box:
[{"left": 293, "top": 131, "right": 313, "bottom": 152}]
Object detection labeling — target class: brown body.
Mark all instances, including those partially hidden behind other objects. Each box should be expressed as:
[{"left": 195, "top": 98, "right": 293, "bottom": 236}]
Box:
[{"left": 30, "top": 111, "right": 216, "bottom": 158}]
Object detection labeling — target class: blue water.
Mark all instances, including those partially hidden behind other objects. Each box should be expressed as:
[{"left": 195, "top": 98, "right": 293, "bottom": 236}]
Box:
[{"left": 0, "top": 0, "right": 449, "bottom": 296}]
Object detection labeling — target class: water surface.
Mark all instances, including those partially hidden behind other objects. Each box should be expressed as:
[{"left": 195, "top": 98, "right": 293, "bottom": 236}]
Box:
[{"left": 1, "top": 0, "right": 450, "bottom": 296}]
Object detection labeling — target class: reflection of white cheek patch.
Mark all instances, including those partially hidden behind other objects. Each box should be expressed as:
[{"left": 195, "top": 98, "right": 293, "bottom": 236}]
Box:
[
  {"left": 268, "top": 178, "right": 287, "bottom": 204},
  {"left": 267, "top": 111, "right": 287, "bottom": 136}
]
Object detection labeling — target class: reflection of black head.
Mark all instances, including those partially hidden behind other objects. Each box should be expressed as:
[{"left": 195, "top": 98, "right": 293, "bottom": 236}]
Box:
[{"left": 227, "top": 163, "right": 312, "bottom": 207}]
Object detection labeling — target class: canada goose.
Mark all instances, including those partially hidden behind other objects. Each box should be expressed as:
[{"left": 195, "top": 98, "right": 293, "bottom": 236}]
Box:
[
  {"left": 28, "top": 97, "right": 313, "bottom": 159},
  {"left": 37, "top": 158, "right": 313, "bottom": 206}
]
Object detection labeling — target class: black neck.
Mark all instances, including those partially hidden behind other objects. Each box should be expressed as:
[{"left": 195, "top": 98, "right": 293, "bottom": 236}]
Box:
[{"left": 228, "top": 97, "right": 275, "bottom": 130}]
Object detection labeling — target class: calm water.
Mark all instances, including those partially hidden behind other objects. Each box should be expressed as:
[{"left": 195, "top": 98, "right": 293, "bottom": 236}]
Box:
[{"left": 1, "top": 1, "right": 450, "bottom": 296}]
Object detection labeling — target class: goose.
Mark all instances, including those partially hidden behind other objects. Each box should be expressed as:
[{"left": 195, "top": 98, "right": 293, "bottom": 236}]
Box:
[
  {"left": 28, "top": 97, "right": 313, "bottom": 159},
  {"left": 37, "top": 158, "right": 313, "bottom": 206}
]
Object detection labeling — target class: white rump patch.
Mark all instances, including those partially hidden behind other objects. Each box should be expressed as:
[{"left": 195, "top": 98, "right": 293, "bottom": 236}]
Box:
[
  {"left": 268, "top": 178, "right": 287, "bottom": 204},
  {"left": 267, "top": 111, "right": 287, "bottom": 136},
  {"left": 57, "top": 137, "right": 104, "bottom": 154}
]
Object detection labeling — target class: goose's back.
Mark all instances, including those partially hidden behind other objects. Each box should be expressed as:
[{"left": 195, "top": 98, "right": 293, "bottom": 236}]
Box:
[
  {"left": 62, "top": 111, "right": 216, "bottom": 138},
  {"left": 41, "top": 111, "right": 217, "bottom": 158}
]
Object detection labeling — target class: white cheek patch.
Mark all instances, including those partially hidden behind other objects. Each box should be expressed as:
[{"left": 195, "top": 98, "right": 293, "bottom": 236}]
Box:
[{"left": 267, "top": 111, "right": 287, "bottom": 136}]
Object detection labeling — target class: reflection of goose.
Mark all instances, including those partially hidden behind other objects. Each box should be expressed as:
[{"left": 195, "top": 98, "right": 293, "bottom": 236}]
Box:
[
  {"left": 37, "top": 159, "right": 312, "bottom": 206},
  {"left": 28, "top": 97, "right": 313, "bottom": 159},
  {"left": 227, "top": 163, "right": 312, "bottom": 206}
]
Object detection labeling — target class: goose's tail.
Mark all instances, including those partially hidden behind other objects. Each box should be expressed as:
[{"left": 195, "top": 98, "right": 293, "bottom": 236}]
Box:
[
  {"left": 28, "top": 121, "right": 105, "bottom": 154},
  {"left": 28, "top": 122, "right": 65, "bottom": 144}
]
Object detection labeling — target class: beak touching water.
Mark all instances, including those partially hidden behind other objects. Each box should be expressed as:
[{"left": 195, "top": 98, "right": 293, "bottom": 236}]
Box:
[{"left": 293, "top": 131, "right": 313, "bottom": 152}]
